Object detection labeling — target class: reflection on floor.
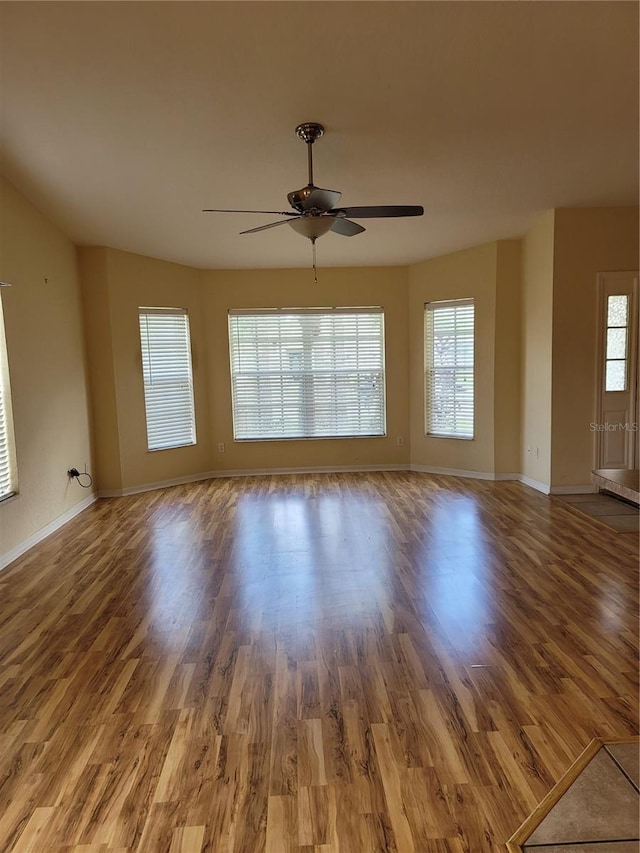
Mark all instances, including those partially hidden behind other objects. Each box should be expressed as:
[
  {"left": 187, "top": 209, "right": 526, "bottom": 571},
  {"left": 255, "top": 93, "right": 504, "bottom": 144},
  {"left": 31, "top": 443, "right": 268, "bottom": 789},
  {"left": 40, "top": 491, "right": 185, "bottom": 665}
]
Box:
[
  {"left": 508, "top": 738, "right": 640, "bottom": 852},
  {"left": 557, "top": 493, "right": 640, "bottom": 533}
]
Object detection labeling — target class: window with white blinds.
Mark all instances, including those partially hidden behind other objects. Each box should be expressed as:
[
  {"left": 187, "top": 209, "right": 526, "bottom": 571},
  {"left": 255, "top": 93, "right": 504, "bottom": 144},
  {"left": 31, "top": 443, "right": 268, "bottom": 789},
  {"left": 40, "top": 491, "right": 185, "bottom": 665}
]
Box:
[
  {"left": 139, "top": 308, "right": 196, "bottom": 451},
  {"left": 228, "top": 308, "right": 386, "bottom": 440},
  {"left": 424, "top": 298, "right": 474, "bottom": 439},
  {"left": 0, "top": 293, "right": 17, "bottom": 501}
]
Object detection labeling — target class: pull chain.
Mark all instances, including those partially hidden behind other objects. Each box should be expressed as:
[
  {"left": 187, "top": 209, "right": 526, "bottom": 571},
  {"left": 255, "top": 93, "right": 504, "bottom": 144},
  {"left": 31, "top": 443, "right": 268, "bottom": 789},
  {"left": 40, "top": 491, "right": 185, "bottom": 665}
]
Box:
[{"left": 312, "top": 238, "right": 318, "bottom": 284}]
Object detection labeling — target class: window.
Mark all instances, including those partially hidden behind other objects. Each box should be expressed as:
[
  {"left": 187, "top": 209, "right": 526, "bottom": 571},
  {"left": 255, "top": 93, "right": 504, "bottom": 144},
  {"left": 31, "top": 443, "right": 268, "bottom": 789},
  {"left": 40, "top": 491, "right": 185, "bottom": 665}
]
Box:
[
  {"left": 228, "top": 307, "right": 386, "bottom": 440},
  {"left": 604, "top": 294, "right": 629, "bottom": 391},
  {"left": 424, "top": 298, "right": 474, "bottom": 439},
  {"left": 0, "top": 292, "right": 17, "bottom": 501},
  {"left": 138, "top": 308, "right": 196, "bottom": 451}
]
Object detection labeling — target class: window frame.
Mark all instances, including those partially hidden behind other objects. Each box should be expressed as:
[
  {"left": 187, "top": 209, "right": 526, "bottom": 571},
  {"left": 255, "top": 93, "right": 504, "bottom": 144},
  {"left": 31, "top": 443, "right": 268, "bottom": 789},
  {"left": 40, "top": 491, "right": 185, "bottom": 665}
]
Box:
[
  {"left": 138, "top": 306, "right": 197, "bottom": 452},
  {"left": 227, "top": 306, "right": 387, "bottom": 442},
  {"left": 0, "top": 290, "right": 18, "bottom": 503},
  {"left": 604, "top": 294, "right": 629, "bottom": 392},
  {"left": 424, "top": 297, "right": 475, "bottom": 440}
]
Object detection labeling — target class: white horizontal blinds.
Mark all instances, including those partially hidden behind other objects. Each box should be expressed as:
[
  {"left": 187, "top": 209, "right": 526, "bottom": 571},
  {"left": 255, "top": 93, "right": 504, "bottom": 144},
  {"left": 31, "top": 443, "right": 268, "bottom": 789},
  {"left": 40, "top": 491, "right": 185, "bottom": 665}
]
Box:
[
  {"left": 425, "top": 298, "right": 474, "bottom": 439},
  {"left": 139, "top": 308, "right": 196, "bottom": 451},
  {"left": 228, "top": 308, "right": 386, "bottom": 440},
  {"left": 0, "top": 295, "right": 17, "bottom": 501}
]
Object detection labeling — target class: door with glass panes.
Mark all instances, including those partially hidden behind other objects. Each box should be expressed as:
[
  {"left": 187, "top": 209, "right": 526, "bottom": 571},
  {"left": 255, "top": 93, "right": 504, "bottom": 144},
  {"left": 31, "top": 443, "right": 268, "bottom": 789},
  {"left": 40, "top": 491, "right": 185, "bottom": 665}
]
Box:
[{"left": 596, "top": 272, "right": 639, "bottom": 470}]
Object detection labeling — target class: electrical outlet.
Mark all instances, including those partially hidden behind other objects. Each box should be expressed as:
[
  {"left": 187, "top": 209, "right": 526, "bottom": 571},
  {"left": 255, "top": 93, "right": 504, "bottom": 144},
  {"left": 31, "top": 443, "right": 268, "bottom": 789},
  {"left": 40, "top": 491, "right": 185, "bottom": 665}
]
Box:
[
  {"left": 396, "top": 436, "right": 404, "bottom": 446},
  {"left": 218, "top": 442, "right": 225, "bottom": 453}
]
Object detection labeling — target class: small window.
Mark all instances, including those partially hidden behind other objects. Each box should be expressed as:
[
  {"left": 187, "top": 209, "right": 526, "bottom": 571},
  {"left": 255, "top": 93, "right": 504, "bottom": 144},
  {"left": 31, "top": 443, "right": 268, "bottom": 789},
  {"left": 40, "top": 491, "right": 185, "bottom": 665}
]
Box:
[
  {"left": 228, "top": 307, "right": 386, "bottom": 440},
  {"left": 604, "top": 294, "right": 629, "bottom": 391},
  {"left": 424, "top": 298, "right": 475, "bottom": 439},
  {"left": 0, "top": 292, "right": 18, "bottom": 501},
  {"left": 138, "top": 308, "right": 196, "bottom": 451}
]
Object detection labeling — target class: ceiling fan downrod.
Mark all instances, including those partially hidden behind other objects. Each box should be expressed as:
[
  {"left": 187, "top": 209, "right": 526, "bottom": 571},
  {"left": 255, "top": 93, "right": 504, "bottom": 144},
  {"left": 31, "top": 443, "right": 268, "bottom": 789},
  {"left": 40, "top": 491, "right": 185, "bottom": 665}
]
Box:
[{"left": 295, "top": 122, "right": 324, "bottom": 188}]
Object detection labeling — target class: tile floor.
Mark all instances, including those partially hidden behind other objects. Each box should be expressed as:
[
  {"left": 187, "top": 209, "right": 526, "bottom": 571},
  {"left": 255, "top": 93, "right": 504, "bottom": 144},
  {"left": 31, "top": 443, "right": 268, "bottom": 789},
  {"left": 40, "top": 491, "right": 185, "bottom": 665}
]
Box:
[
  {"left": 557, "top": 493, "right": 639, "bottom": 533},
  {"left": 521, "top": 742, "right": 639, "bottom": 852}
]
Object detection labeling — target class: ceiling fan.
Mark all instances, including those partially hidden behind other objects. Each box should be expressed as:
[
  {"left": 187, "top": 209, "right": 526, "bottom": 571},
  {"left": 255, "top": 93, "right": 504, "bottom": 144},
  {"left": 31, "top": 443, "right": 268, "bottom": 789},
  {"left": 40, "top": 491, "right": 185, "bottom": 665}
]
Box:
[{"left": 203, "top": 122, "right": 424, "bottom": 279}]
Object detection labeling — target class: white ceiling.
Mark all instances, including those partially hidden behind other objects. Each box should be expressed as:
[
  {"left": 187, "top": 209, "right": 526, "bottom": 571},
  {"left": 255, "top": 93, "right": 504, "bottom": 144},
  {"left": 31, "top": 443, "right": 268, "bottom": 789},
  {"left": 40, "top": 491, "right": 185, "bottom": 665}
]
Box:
[{"left": 0, "top": 1, "right": 637, "bottom": 270}]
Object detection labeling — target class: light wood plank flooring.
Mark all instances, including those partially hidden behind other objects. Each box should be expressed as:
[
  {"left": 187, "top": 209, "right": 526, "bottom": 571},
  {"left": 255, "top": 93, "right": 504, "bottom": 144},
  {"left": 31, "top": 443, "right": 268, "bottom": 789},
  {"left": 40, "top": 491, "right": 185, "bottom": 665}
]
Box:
[{"left": 0, "top": 472, "right": 637, "bottom": 852}]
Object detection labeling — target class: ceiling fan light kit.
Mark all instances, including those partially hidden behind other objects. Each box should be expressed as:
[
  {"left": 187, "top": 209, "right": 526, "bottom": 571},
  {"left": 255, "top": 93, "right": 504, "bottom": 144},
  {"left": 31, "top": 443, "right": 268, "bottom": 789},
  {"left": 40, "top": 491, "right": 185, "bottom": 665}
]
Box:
[
  {"left": 203, "top": 122, "right": 424, "bottom": 281},
  {"left": 289, "top": 215, "right": 336, "bottom": 240}
]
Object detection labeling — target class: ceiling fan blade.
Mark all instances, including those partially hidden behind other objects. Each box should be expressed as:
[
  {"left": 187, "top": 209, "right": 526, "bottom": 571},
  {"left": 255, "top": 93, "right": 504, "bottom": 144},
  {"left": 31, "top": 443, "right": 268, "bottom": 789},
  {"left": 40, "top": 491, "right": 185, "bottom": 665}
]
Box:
[
  {"left": 330, "top": 217, "right": 366, "bottom": 237},
  {"left": 239, "top": 218, "right": 299, "bottom": 235},
  {"left": 330, "top": 205, "right": 424, "bottom": 219},
  {"left": 203, "top": 208, "right": 298, "bottom": 216}
]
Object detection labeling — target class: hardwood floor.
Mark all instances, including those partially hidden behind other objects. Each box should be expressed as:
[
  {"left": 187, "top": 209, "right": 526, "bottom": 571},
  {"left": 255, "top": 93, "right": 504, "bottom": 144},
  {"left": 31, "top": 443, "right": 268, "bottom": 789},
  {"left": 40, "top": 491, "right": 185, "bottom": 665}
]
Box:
[{"left": 0, "top": 472, "right": 637, "bottom": 852}]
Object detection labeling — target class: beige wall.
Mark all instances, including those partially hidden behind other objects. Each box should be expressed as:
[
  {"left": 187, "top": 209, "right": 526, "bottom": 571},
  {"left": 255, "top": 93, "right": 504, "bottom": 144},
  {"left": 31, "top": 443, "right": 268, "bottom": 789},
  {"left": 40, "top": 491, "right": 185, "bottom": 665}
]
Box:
[
  {"left": 80, "top": 247, "right": 212, "bottom": 493},
  {"left": 520, "top": 211, "right": 554, "bottom": 487},
  {"left": 0, "top": 177, "right": 93, "bottom": 558},
  {"left": 408, "top": 242, "right": 499, "bottom": 474},
  {"left": 202, "top": 266, "right": 410, "bottom": 472},
  {"left": 551, "top": 207, "right": 639, "bottom": 487},
  {"left": 83, "top": 246, "right": 525, "bottom": 487},
  {"left": 78, "top": 247, "right": 121, "bottom": 492},
  {"left": 494, "top": 240, "right": 522, "bottom": 475},
  {"left": 5, "top": 178, "right": 632, "bottom": 521},
  {"left": 80, "top": 255, "right": 410, "bottom": 491}
]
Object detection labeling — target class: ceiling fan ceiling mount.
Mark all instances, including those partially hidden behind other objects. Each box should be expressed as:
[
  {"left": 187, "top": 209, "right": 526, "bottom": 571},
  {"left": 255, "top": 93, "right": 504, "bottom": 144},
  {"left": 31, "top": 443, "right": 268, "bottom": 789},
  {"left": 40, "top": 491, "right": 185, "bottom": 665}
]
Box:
[{"left": 295, "top": 122, "right": 325, "bottom": 144}]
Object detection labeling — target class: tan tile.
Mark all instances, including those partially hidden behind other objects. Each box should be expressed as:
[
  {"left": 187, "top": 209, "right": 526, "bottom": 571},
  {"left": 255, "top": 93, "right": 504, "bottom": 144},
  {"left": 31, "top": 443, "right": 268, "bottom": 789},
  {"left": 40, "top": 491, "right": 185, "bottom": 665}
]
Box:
[
  {"left": 606, "top": 742, "right": 640, "bottom": 788},
  {"left": 572, "top": 501, "right": 637, "bottom": 517},
  {"left": 560, "top": 494, "right": 605, "bottom": 504},
  {"left": 525, "top": 843, "right": 640, "bottom": 852},
  {"left": 527, "top": 749, "right": 639, "bottom": 844},
  {"left": 605, "top": 515, "right": 640, "bottom": 533}
]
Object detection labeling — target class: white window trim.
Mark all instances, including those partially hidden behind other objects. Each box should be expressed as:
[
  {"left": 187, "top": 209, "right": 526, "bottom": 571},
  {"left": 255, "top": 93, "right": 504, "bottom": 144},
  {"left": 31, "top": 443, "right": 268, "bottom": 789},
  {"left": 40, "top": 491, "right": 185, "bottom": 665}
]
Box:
[
  {"left": 0, "top": 292, "right": 18, "bottom": 502},
  {"left": 424, "top": 297, "right": 475, "bottom": 440},
  {"left": 228, "top": 306, "right": 387, "bottom": 441},
  {"left": 139, "top": 307, "right": 197, "bottom": 452}
]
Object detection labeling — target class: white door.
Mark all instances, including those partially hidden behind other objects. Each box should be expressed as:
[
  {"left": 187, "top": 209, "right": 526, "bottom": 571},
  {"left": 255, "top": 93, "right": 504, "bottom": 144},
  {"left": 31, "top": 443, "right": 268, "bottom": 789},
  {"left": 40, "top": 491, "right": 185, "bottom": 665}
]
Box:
[{"left": 595, "top": 272, "right": 639, "bottom": 470}]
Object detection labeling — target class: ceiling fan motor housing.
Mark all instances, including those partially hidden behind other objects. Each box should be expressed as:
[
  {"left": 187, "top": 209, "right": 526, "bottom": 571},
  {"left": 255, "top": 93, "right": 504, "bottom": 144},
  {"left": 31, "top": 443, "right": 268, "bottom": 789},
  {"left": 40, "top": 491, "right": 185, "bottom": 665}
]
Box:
[{"left": 287, "top": 186, "right": 316, "bottom": 211}]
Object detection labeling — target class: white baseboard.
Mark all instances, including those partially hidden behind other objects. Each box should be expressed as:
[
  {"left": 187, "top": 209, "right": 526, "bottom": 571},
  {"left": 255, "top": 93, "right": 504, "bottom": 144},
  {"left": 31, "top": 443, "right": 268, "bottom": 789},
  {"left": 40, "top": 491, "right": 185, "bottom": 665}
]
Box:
[
  {"left": 0, "top": 493, "right": 97, "bottom": 572},
  {"left": 98, "top": 465, "right": 566, "bottom": 498},
  {"left": 409, "top": 464, "right": 520, "bottom": 482},
  {"left": 211, "top": 463, "right": 407, "bottom": 478},
  {"left": 99, "top": 470, "right": 218, "bottom": 498},
  {"left": 1, "top": 468, "right": 591, "bottom": 570},
  {"left": 519, "top": 475, "right": 551, "bottom": 494},
  {"left": 98, "top": 464, "right": 408, "bottom": 497},
  {"left": 550, "top": 484, "right": 597, "bottom": 495}
]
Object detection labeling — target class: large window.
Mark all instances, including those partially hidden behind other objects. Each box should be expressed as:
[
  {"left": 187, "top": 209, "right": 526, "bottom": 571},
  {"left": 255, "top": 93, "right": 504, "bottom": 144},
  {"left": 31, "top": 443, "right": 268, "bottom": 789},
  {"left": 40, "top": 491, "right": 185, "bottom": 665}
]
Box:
[
  {"left": 424, "top": 298, "right": 474, "bottom": 439},
  {"left": 139, "top": 308, "right": 196, "bottom": 451},
  {"left": 228, "top": 307, "right": 386, "bottom": 440},
  {"left": 0, "top": 292, "right": 17, "bottom": 501}
]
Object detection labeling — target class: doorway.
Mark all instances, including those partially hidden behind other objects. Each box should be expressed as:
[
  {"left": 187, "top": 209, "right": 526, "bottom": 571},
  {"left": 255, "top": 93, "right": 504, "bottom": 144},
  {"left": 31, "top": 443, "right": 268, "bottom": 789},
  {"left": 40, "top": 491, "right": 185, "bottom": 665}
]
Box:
[{"left": 595, "top": 271, "right": 639, "bottom": 470}]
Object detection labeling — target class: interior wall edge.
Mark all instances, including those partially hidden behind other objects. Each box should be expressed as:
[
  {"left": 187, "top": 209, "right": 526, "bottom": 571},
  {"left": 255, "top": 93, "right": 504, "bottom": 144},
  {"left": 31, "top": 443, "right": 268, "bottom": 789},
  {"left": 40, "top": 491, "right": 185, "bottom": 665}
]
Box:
[{"left": 519, "top": 474, "right": 551, "bottom": 495}]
